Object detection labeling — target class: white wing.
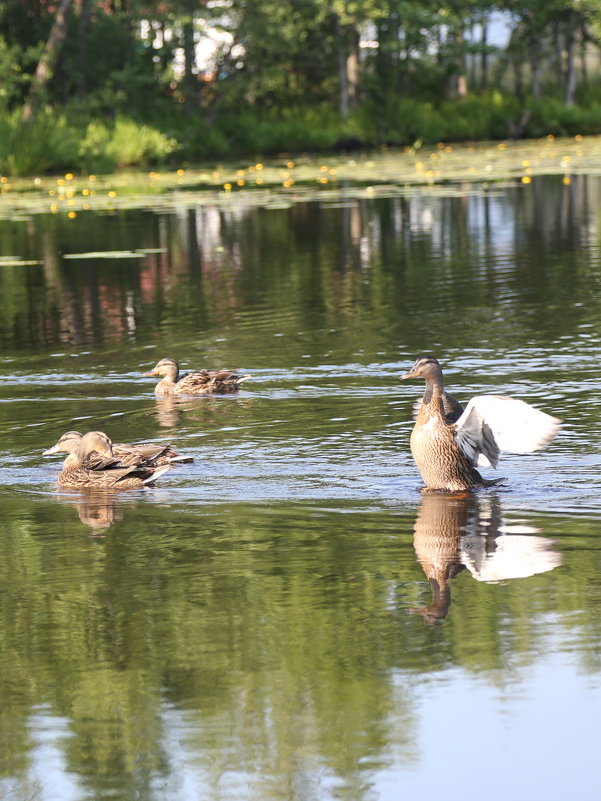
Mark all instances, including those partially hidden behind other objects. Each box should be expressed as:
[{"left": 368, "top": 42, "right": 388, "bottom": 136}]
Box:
[{"left": 454, "top": 395, "right": 561, "bottom": 469}]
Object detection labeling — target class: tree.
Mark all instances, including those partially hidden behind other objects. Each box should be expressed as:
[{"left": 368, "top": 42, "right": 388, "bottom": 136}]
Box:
[{"left": 22, "top": 0, "right": 74, "bottom": 122}]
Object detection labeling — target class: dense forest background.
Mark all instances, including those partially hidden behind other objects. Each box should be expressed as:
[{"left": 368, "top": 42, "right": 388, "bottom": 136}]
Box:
[{"left": 2, "top": 0, "right": 601, "bottom": 174}]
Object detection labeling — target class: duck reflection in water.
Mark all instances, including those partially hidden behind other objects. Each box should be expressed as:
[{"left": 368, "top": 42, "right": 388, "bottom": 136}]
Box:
[
  {"left": 411, "top": 493, "right": 562, "bottom": 624},
  {"left": 153, "top": 394, "right": 254, "bottom": 429},
  {"left": 62, "top": 489, "right": 122, "bottom": 531}
]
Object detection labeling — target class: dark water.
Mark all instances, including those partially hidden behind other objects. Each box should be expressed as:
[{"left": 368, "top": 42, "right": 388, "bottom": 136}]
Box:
[{"left": 1, "top": 175, "right": 600, "bottom": 801}]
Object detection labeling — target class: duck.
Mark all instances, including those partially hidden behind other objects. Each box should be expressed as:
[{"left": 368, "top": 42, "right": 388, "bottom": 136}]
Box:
[
  {"left": 400, "top": 356, "right": 561, "bottom": 492},
  {"left": 43, "top": 430, "right": 192, "bottom": 467},
  {"left": 143, "top": 357, "right": 251, "bottom": 396},
  {"left": 47, "top": 431, "right": 172, "bottom": 489}
]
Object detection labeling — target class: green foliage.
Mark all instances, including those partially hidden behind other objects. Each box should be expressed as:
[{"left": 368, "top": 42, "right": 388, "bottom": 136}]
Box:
[
  {"left": 0, "top": 36, "right": 27, "bottom": 107},
  {"left": 79, "top": 117, "right": 178, "bottom": 172},
  {"left": 3, "top": 0, "right": 601, "bottom": 173},
  {"left": 0, "top": 109, "right": 179, "bottom": 176},
  {"left": 356, "top": 93, "right": 519, "bottom": 146},
  {"left": 524, "top": 97, "right": 601, "bottom": 137},
  {"left": 0, "top": 108, "right": 78, "bottom": 176},
  {"left": 216, "top": 106, "right": 363, "bottom": 153}
]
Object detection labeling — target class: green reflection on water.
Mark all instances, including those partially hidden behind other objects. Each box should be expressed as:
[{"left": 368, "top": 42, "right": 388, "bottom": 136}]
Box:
[
  {"left": 0, "top": 490, "right": 599, "bottom": 800},
  {"left": 0, "top": 175, "right": 600, "bottom": 359},
  {"left": 1, "top": 176, "right": 601, "bottom": 800}
]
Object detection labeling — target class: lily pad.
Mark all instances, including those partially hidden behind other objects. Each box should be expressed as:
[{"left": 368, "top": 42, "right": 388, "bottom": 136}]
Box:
[
  {"left": 62, "top": 250, "right": 146, "bottom": 259},
  {"left": 0, "top": 258, "right": 42, "bottom": 267}
]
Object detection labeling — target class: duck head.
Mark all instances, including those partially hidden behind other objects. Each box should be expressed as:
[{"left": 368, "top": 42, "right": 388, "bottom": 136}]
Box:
[
  {"left": 143, "top": 358, "right": 180, "bottom": 381},
  {"left": 43, "top": 430, "right": 83, "bottom": 456},
  {"left": 75, "top": 431, "right": 115, "bottom": 463},
  {"left": 400, "top": 356, "right": 443, "bottom": 382}
]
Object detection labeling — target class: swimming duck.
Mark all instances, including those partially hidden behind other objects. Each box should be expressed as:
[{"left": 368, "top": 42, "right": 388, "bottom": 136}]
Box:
[
  {"left": 43, "top": 430, "right": 192, "bottom": 466},
  {"left": 401, "top": 356, "right": 561, "bottom": 492},
  {"left": 48, "top": 431, "right": 171, "bottom": 489},
  {"left": 143, "top": 357, "right": 251, "bottom": 396}
]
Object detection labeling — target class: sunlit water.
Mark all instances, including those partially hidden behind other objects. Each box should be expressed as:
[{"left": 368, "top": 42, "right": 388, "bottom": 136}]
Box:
[{"left": 1, "top": 175, "right": 601, "bottom": 801}]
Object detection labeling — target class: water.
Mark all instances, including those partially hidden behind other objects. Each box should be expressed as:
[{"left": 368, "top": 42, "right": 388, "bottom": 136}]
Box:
[{"left": 0, "top": 174, "right": 600, "bottom": 801}]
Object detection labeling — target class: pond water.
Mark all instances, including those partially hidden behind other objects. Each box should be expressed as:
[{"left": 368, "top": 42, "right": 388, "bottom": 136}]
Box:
[{"left": 0, "top": 174, "right": 600, "bottom": 801}]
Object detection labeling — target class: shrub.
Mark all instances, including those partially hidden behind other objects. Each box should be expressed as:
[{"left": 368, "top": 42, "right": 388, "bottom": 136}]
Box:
[
  {"left": 79, "top": 117, "right": 178, "bottom": 171},
  {"left": 0, "top": 108, "right": 78, "bottom": 175}
]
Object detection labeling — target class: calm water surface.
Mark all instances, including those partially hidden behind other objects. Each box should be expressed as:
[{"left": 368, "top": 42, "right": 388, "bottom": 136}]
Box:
[{"left": 1, "top": 175, "right": 601, "bottom": 801}]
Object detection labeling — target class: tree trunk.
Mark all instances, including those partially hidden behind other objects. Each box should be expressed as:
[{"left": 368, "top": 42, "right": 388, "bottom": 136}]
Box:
[
  {"left": 183, "top": 16, "right": 197, "bottom": 114},
  {"left": 346, "top": 26, "right": 359, "bottom": 113},
  {"left": 513, "top": 55, "right": 524, "bottom": 102},
  {"left": 22, "top": 0, "right": 73, "bottom": 122},
  {"left": 445, "top": 27, "right": 468, "bottom": 99},
  {"left": 337, "top": 18, "right": 349, "bottom": 118},
  {"left": 456, "top": 27, "right": 468, "bottom": 98},
  {"left": 480, "top": 18, "right": 488, "bottom": 89},
  {"left": 76, "top": 0, "right": 92, "bottom": 98},
  {"left": 376, "top": 16, "right": 398, "bottom": 97},
  {"left": 529, "top": 33, "right": 542, "bottom": 99},
  {"left": 564, "top": 12, "right": 577, "bottom": 107},
  {"left": 580, "top": 24, "right": 588, "bottom": 89},
  {"left": 553, "top": 21, "right": 564, "bottom": 86}
]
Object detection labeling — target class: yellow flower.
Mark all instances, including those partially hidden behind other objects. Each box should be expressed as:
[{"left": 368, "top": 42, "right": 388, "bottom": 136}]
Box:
[
  {"left": 223, "top": 183, "right": 232, "bottom": 191},
  {"left": 65, "top": 173, "right": 74, "bottom": 180},
  {"left": 521, "top": 176, "right": 531, "bottom": 184},
  {"left": 108, "top": 190, "right": 117, "bottom": 197},
  {"left": 563, "top": 175, "right": 571, "bottom": 185},
  {"left": 67, "top": 211, "right": 77, "bottom": 219}
]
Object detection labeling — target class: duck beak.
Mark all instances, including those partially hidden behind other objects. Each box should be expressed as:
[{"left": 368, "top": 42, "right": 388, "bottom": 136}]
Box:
[
  {"left": 143, "top": 369, "right": 158, "bottom": 376},
  {"left": 400, "top": 369, "right": 418, "bottom": 380},
  {"left": 42, "top": 444, "right": 61, "bottom": 455}
]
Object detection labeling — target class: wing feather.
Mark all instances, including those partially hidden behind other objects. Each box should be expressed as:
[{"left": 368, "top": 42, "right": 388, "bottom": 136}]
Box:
[{"left": 455, "top": 395, "right": 561, "bottom": 469}]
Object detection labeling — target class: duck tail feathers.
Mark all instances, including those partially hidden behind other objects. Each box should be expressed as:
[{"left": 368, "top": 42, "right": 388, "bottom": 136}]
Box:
[{"left": 143, "top": 464, "right": 171, "bottom": 485}]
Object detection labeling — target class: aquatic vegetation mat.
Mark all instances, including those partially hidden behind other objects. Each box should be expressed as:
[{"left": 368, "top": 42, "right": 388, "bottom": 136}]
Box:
[{"left": 0, "top": 135, "right": 596, "bottom": 219}]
